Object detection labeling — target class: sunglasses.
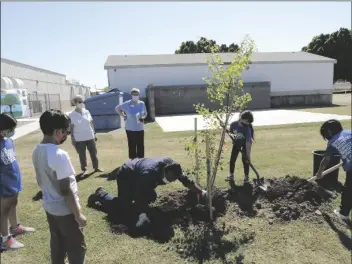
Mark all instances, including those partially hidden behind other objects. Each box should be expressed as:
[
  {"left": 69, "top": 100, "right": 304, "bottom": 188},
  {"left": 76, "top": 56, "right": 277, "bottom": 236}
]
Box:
[{"left": 76, "top": 101, "right": 84, "bottom": 104}]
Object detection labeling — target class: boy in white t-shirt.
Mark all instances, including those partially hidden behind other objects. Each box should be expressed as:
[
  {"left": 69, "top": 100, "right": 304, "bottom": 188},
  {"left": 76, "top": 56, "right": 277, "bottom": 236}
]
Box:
[{"left": 32, "top": 110, "right": 87, "bottom": 264}]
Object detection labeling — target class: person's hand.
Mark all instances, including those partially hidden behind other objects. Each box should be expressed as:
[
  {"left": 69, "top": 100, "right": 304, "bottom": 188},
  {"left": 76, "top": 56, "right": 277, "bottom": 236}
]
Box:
[
  {"left": 95, "top": 136, "right": 98, "bottom": 142},
  {"left": 139, "top": 118, "right": 144, "bottom": 123},
  {"left": 315, "top": 171, "right": 324, "bottom": 180},
  {"left": 75, "top": 213, "right": 87, "bottom": 228}
]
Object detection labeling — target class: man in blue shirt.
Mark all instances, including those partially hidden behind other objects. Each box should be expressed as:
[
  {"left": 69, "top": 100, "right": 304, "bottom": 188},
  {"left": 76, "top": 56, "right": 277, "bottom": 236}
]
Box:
[
  {"left": 88, "top": 157, "right": 207, "bottom": 228},
  {"left": 315, "top": 119, "right": 352, "bottom": 221}
]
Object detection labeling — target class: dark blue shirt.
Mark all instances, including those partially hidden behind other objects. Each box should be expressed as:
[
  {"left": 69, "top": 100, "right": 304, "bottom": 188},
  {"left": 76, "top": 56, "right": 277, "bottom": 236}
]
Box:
[
  {"left": 124, "top": 157, "right": 193, "bottom": 190},
  {"left": 325, "top": 130, "right": 352, "bottom": 172},
  {"left": 0, "top": 138, "right": 23, "bottom": 197},
  {"left": 229, "top": 121, "right": 252, "bottom": 143}
]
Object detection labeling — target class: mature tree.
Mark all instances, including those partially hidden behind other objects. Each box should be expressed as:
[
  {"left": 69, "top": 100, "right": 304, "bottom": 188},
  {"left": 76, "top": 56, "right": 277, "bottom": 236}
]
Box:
[
  {"left": 302, "top": 28, "right": 352, "bottom": 82},
  {"left": 175, "top": 37, "right": 239, "bottom": 54}
]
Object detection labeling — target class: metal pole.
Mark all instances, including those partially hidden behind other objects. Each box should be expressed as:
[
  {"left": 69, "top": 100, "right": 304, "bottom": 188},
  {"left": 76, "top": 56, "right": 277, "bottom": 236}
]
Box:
[
  {"left": 205, "top": 133, "right": 213, "bottom": 221},
  {"left": 194, "top": 117, "right": 200, "bottom": 203},
  {"left": 119, "top": 92, "right": 125, "bottom": 128}
]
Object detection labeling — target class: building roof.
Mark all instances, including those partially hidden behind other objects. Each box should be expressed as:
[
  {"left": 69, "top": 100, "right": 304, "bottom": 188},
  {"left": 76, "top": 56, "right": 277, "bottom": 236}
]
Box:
[
  {"left": 104, "top": 52, "right": 337, "bottom": 69},
  {"left": 1, "top": 58, "right": 66, "bottom": 77}
]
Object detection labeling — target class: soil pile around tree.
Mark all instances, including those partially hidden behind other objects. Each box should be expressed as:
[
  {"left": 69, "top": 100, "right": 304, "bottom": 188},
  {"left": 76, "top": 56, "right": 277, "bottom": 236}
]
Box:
[{"left": 87, "top": 175, "right": 337, "bottom": 262}]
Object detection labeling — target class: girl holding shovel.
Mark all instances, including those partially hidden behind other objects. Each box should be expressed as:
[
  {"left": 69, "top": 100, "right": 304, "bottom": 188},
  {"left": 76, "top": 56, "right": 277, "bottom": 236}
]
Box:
[
  {"left": 316, "top": 119, "right": 351, "bottom": 221},
  {"left": 225, "top": 110, "right": 255, "bottom": 184}
]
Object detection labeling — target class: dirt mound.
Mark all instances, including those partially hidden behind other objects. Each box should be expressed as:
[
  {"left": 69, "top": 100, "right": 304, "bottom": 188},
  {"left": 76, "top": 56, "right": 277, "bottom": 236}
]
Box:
[
  {"left": 255, "top": 175, "right": 334, "bottom": 223},
  {"left": 93, "top": 189, "right": 228, "bottom": 243}
]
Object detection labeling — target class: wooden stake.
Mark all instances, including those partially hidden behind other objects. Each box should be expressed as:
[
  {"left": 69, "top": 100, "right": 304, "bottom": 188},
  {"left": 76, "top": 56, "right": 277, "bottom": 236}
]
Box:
[
  {"left": 205, "top": 133, "right": 213, "bottom": 221},
  {"left": 194, "top": 118, "right": 200, "bottom": 203}
]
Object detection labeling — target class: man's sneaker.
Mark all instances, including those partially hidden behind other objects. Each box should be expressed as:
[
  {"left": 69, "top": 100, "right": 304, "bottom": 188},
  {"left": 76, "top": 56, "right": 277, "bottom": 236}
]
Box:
[
  {"left": 10, "top": 224, "right": 35, "bottom": 237},
  {"left": 1, "top": 236, "right": 24, "bottom": 250},
  {"left": 95, "top": 168, "right": 104, "bottom": 173},
  {"left": 225, "top": 175, "right": 234, "bottom": 182},
  {"left": 334, "top": 209, "right": 350, "bottom": 221},
  {"left": 82, "top": 170, "right": 89, "bottom": 176}
]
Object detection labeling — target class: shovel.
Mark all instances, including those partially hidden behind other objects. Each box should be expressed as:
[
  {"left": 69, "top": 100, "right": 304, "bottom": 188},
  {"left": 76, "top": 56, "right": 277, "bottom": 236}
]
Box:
[
  {"left": 214, "top": 114, "right": 269, "bottom": 192},
  {"left": 246, "top": 158, "right": 270, "bottom": 192},
  {"left": 292, "top": 163, "right": 343, "bottom": 197},
  {"left": 308, "top": 163, "right": 343, "bottom": 183}
]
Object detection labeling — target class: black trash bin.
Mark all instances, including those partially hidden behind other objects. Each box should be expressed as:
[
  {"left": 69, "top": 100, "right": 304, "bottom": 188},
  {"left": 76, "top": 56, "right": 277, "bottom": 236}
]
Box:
[{"left": 313, "top": 150, "right": 341, "bottom": 189}]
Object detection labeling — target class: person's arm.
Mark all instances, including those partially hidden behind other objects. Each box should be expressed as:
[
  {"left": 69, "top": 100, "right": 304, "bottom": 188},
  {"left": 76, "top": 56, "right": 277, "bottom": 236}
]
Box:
[
  {"left": 70, "top": 124, "right": 75, "bottom": 143},
  {"left": 315, "top": 145, "right": 334, "bottom": 179},
  {"left": 87, "top": 111, "right": 97, "bottom": 139},
  {"left": 53, "top": 152, "right": 87, "bottom": 227},
  {"left": 115, "top": 103, "right": 127, "bottom": 118},
  {"left": 178, "top": 174, "right": 205, "bottom": 196},
  {"left": 59, "top": 178, "right": 84, "bottom": 223},
  {"left": 141, "top": 102, "right": 148, "bottom": 119}
]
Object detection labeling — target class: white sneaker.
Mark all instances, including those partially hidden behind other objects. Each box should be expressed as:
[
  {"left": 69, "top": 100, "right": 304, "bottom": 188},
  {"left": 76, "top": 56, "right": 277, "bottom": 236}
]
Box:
[
  {"left": 333, "top": 209, "right": 350, "bottom": 221},
  {"left": 1, "top": 236, "right": 24, "bottom": 250}
]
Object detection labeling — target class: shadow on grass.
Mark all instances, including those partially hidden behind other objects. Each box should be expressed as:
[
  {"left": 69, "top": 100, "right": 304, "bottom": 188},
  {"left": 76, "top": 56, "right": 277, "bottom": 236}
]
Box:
[
  {"left": 95, "top": 167, "right": 120, "bottom": 181},
  {"left": 173, "top": 222, "right": 254, "bottom": 264},
  {"left": 322, "top": 213, "right": 352, "bottom": 251},
  {"left": 228, "top": 182, "right": 259, "bottom": 217},
  {"left": 89, "top": 200, "right": 175, "bottom": 243},
  {"left": 32, "top": 172, "right": 95, "bottom": 201}
]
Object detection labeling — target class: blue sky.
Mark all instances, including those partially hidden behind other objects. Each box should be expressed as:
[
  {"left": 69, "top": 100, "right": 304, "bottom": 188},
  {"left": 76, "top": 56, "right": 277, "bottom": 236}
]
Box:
[{"left": 1, "top": 2, "right": 351, "bottom": 88}]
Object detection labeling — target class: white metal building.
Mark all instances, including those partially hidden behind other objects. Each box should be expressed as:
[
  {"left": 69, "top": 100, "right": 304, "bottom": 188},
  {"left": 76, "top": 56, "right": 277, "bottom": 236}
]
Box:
[
  {"left": 1, "top": 58, "right": 91, "bottom": 113},
  {"left": 104, "top": 52, "right": 337, "bottom": 113}
]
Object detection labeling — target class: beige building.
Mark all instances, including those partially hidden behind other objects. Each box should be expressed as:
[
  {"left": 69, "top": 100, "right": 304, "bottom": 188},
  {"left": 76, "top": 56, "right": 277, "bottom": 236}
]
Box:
[{"left": 1, "top": 58, "right": 91, "bottom": 114}]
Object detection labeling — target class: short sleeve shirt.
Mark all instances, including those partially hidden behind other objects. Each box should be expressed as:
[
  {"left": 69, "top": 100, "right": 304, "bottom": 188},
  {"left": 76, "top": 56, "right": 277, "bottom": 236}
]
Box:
[
  {"left": 0, "top": 138, "right": 22, "bottom": 197},
  {"left": 32, "top": 144, "right": 80, "bottom": 216},
  {"left": 229, "top": 121, "right": 252, "bottom": 144},
  {"left": 324, "top": 130, "right": 352, "bottom": 172},
  {"left": 69, "top": 109, "right": 95, "bottom": 141},
  {"left": 115, "top": 100, "right": 147, "bottom": 131}
]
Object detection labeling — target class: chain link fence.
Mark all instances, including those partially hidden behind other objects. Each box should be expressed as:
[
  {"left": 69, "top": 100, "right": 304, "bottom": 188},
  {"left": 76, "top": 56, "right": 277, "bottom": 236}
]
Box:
[{"left": 28, "top": 93, "right": 62, "bottom": 115}]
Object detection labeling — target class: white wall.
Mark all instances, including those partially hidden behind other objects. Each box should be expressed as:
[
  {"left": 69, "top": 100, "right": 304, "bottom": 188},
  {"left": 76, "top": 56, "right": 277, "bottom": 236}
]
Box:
[{"left": 107, "top": 62, "right": 334, "bottom": 97}]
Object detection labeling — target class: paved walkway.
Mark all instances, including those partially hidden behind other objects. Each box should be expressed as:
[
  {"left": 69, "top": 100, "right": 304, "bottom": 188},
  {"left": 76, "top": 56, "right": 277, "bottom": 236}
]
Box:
[
  {"left": 155, "top": 109, "right": 352, "bottom": 132},
  {"left": 13, "top": 119, "right": 40, "bottom": 141}
]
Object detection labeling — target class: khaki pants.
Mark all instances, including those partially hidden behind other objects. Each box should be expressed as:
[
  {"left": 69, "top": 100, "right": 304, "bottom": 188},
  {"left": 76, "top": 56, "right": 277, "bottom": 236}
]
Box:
[{"left": 46, "top": 212, "right": 86, "bottom": 264}]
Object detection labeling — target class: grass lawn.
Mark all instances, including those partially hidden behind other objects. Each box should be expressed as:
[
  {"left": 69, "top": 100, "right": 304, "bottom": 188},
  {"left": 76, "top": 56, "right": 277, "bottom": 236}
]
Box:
[{"left": 2, "top": 99, "right": 351, "bottom": 264}]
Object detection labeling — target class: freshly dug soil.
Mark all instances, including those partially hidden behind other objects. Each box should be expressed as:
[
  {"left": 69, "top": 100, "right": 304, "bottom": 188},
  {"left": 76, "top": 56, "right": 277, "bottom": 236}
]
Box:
[
  {"left": 256, "top": 175, "right": 335, "bottom": 223},
  {"left": 88, "top": 174, "right": 336, "bottom": 260}
]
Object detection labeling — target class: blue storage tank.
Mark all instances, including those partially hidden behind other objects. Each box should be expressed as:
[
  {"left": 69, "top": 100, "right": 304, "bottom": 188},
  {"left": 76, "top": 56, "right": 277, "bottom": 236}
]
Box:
[{"left": 84, "top": 89, "right": 132, "bottom": 130}]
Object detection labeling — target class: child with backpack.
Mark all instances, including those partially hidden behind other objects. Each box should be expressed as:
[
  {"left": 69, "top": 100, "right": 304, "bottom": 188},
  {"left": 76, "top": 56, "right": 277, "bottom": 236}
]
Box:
[
  {"left": 0, "top": 113, "right": 35, "bottom": 250},
  {"left": 315, "top": 119, "right": 351, "bottom": 221},
  {"left": 225, "top": 110, "right": 255, "bottom": 184}
]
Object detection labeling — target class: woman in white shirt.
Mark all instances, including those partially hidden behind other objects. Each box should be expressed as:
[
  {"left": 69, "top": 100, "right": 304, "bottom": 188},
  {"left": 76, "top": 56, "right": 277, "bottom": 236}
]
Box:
[{"left": 69, "top": 95, "right": 103, "bottom": 175}]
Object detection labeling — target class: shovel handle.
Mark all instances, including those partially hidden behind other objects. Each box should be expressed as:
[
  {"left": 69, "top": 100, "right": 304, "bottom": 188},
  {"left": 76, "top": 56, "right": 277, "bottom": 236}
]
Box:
[{"left": 308, "top": 163, "right": 343, "bottom": 182}]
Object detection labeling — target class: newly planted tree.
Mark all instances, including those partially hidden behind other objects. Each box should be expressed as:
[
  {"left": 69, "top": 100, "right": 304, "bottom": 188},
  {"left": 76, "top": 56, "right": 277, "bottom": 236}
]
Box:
[{"left": 185, "top": 35, "right": 256, "bottom": 219}]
